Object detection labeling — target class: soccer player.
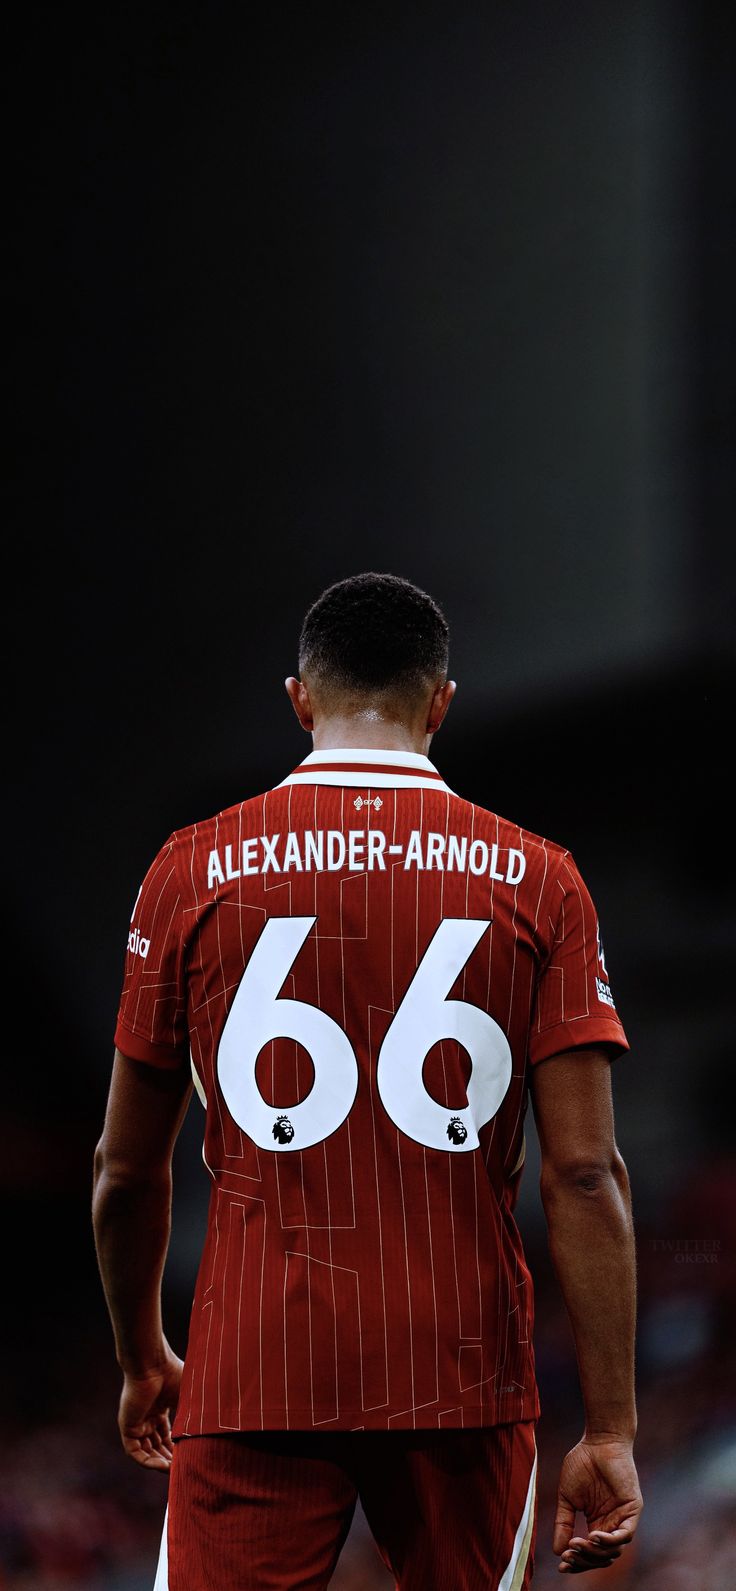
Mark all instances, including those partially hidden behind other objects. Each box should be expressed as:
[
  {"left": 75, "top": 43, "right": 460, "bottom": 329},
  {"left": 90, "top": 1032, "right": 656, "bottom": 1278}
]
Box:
[{"left": 93, "top": 572, "right": 642, "bottom": 1588}]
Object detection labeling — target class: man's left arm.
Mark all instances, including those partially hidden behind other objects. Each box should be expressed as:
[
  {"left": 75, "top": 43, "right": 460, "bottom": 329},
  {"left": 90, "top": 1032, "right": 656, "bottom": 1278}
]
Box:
[{"left": 92, "top": 1047, "right": 193, "bottom": 1470}]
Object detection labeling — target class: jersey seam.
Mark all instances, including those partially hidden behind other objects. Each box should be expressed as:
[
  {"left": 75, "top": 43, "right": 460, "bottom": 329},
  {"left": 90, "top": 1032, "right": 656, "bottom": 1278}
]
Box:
[{"left": 115, "top": 1014, "right": 184, "bottom": 1058}]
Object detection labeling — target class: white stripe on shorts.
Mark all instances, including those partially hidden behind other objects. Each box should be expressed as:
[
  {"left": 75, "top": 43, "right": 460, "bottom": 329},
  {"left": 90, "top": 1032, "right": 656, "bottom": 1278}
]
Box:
[
  {"left": 152, "top": 1504, "right": 169, "bottom": 1590},
  {"left": 498, "top": 1441, "right": 537, "bottom": 1591}
]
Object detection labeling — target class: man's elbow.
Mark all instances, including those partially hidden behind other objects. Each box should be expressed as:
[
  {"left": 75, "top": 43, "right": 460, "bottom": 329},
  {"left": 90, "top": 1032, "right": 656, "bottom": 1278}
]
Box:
[
  {"left": 540, "top": 1147, "right": 631, "bottom": 1202},
  {"left": 93, "top": 1136, "right": 171, "bottom": 1197}
]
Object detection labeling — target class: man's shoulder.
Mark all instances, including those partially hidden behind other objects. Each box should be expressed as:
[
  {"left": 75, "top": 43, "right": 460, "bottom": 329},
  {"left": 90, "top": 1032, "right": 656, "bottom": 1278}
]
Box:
[
  {"left": 168, "top": 789, "right": 274, "bottom": 851},
  {"left": 165, "top": 781, "right": 573, "bottom": 877},
  {"left": 445, "top": 788, "right": 570, "bottom": 865}
]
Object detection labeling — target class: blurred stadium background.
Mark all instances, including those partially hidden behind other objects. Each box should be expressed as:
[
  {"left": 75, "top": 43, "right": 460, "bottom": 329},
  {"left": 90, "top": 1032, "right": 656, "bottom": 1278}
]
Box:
[{"left": 5, "top": 2, "right": 734, "bottom": 1587}]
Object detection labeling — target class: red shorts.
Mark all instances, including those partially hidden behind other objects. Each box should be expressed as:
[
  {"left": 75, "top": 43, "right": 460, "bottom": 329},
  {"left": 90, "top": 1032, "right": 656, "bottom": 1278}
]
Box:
[{"left": 154, "top": 1422, "right": 537, "bottom": 1590}]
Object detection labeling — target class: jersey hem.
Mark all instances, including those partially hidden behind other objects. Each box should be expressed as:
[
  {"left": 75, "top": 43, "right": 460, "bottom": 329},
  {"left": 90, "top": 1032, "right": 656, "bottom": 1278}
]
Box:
[
  {"left": 114, "top": 1019, "right": 187, "bottom": 1069},
  {"left": 171, "top": 1397, "right": 542, "bottom": 1437},
  {"left": 528, "top": 1017, "right": 629, "bottom": 1065}
]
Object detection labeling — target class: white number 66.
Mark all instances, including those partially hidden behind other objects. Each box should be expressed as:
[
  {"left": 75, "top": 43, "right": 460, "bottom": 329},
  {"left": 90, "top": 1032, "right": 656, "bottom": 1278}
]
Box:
[{"left": 217, "top": 916, "right": 511, "bottom": 1154}]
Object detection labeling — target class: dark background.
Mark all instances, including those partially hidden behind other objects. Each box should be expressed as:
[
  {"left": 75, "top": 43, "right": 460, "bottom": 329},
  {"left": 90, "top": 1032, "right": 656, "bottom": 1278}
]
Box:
[{"left": 5, "top": 2, "right": 735, "bottom": 1587}]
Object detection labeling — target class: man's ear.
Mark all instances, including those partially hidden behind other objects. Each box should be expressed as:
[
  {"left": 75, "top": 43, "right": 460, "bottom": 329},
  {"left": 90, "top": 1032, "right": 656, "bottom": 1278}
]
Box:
[
  {"left": 426, "top": 678, "right": 456, "bottom": 735},
  {"left": 285, "top": 676, "right": 314, "bottom": 733}
]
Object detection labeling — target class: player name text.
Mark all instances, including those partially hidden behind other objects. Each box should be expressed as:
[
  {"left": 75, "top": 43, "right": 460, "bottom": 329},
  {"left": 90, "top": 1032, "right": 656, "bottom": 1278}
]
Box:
[{"left": 206, "top": 830, "right": 526, "bottom": 889}]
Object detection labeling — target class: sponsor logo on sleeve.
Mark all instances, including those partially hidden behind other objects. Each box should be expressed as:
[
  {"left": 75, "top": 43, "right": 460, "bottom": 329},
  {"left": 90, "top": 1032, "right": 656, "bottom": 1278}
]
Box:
[
  {"left": 127, "top": 925, "right": 150, "bottom": 960},
  {"left": 596, "top": 976, "right": 615, "bottom": 1007},
  {"left": 595, "top": 921, "right": 615, "bottom": 1006}
]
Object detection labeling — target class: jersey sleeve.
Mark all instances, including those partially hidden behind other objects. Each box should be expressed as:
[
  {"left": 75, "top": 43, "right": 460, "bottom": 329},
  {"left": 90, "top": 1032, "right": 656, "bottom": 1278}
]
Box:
[
  {"left": 528, "top": 852, "right": 629, "bottom": 1064},
  {"left": 113, "top": 835, "right": 188, "bottom": 1069}
]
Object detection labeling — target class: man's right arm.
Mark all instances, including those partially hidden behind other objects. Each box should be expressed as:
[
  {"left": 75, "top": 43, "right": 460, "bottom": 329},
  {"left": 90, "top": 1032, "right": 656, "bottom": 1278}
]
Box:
[{"left": 530, "top": 1045, "right": 643, "bottom": 1575}]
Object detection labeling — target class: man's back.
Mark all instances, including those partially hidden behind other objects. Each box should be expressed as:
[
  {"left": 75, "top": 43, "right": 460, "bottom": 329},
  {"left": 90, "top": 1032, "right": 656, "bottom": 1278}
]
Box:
[
  {"left": 114, "top": 745, "right": 628, "bottom": 1438},
  {"left": 96, "top": 572, "right": 642, "bottom": 1586}
]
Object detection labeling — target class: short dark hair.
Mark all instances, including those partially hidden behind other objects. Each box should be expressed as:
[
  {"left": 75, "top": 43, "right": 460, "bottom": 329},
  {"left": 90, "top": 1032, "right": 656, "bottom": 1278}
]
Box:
[{"left": 298, "top": 572, "right": 449, "bottom": 700}]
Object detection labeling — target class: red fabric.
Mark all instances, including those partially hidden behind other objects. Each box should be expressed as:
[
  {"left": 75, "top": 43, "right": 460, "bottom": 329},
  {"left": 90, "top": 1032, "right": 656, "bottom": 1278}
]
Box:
[
  {"left": 165, "top": 1422, "right": 538, "bottom": 1590},
  {"left": 113, "top": 1018, "right": 185, "bottom": 1069},
  {"left": 113, "top": 758, "right": 628, "bottom": 1436}
]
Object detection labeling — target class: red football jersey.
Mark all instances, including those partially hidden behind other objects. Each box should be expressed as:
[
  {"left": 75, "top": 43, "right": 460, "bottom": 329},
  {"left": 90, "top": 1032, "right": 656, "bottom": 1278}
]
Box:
[{"left": 114, "top": 747, "right": 628, "bottom": 1435}]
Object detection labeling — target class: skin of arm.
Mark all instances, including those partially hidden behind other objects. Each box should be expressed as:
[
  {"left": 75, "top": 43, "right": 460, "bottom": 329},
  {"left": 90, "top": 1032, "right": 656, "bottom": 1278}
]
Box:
[
  {"left": 92, "top": 1047, "right": 193, "bottom": 1470},
  {"left": 530, "top": 1046, "right": 643, "bottom": 1575}
]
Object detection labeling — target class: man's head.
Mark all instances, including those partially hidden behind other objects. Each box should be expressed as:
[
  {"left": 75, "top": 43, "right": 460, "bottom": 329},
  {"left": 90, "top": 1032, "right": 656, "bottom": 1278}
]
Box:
[{"left": 285, "top": 572, "right": 455, "bottom": 749}]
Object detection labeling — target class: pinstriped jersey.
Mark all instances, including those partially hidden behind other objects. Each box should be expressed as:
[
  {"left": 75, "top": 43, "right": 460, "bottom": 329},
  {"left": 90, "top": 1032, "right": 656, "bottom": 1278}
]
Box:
[{"left": 114, "top": 747, "right": 628, "bottom": 1435}]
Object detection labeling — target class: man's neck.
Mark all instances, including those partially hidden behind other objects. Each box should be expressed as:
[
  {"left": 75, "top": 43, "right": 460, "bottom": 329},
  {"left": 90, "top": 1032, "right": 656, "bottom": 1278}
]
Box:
[{"left": 310, "top": 716, "right": 432, "bottom": 757}]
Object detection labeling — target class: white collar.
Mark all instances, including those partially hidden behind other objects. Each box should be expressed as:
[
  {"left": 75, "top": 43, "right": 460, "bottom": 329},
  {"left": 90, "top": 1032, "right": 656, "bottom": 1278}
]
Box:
[{"left": 275, "top": 746, "right": 452, "bottom": 792}]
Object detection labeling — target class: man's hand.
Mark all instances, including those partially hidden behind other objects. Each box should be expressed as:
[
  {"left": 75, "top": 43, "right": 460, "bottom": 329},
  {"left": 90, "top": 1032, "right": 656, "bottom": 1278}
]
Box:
[
  {"left": 118, "top": 1338, "right": 184, "bottom": 1471},
  {"left": 553, "top": 1437, "right": 643, "bottom": 1574}
]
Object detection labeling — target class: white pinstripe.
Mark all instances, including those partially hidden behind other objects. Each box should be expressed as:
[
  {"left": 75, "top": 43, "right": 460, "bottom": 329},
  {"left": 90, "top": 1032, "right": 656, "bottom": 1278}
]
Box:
[
  {"left": 396, "top": 1126, "right": 417, "bottom": 1427},
  {"left": 562, "top": 858, "right": 591, "bottom": 1017},
  {"left": 365, "top": 1000, "right": 391, "bottom": 1410},
  {"left": 422, "top": 1147, "right": 440, "bottom": 1403}
]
